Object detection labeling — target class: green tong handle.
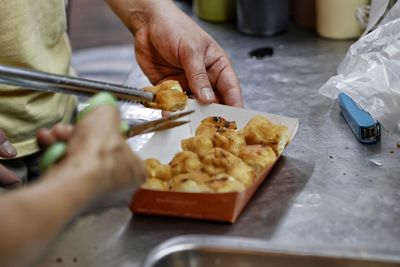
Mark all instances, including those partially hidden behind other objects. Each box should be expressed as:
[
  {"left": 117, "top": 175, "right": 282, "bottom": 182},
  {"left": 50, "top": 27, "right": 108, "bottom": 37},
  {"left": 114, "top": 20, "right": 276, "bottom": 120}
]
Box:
[{"left": 39, "top": 92, "right": 120, "bottom": 172}]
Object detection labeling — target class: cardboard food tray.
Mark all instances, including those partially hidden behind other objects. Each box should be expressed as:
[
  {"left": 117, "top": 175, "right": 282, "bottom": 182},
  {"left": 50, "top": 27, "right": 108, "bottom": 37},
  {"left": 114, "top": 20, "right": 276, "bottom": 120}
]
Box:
[{"left": 130, "top": 100, "right": 299, "bottom": 223}]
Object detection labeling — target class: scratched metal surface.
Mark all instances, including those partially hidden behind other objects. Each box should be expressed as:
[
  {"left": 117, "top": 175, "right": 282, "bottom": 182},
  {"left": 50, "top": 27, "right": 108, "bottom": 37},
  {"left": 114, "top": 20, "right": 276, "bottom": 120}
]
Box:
[{"left": 39, "top": 5, "right": 400, "bottom": 267}]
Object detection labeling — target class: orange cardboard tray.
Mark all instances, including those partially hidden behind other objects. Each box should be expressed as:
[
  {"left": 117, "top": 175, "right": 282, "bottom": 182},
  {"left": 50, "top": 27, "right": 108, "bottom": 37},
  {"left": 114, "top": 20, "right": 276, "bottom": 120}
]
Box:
[
  {"left": 130, "top": 163, "right": 275, "bottom": 223},
  {"left": 129, "top": 100, "right": 299, "bottom": 223}
]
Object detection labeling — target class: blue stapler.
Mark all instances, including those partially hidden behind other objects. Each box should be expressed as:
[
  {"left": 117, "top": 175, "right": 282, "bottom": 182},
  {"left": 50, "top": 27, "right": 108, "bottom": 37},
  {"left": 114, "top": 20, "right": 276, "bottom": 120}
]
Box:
[{"left": 338, "top": 93, "right": 380, "bottom": 144}]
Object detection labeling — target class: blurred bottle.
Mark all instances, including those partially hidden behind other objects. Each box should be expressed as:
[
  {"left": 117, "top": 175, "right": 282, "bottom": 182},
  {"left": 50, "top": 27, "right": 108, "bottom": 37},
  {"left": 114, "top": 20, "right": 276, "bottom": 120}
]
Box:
[
  {"left": 292, "top": 0, "right": 316, "bottom": 29},
  {"left": 237, "top": 0, "right": 289, "bottom": 36},
  {"left": 193, "top": 0, "right": 236, "bottom": 22},
  {"left": 316, "top": 0, "right": 369, "bottom": 40}
]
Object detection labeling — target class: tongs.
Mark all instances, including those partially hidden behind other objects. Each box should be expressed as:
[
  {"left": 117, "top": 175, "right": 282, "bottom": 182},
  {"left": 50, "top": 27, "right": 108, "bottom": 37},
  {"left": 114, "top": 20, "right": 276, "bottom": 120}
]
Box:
[
  {"left": 0, "top": 63, "right": 194, "bottom": 133},
  {"left": 0, "top": 64, "right": 155, "bottom": 102}
]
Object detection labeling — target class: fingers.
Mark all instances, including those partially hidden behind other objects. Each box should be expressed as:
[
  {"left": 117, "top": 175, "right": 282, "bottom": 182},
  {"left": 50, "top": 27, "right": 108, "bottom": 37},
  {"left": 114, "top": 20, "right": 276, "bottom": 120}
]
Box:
[
  {"left": 37, "top": 124, "right": 74, "bottom": 148},
  {"left": 0, "top": 129, "right": 17, "bottom": 158},
  {"left": 0, "top": 164, "right": 22, "bottom": 189},
  {"left": 205, "top": 49, "right": 244, "bottom": 108},
  {"left": 181, "top": 41, "right": 243, "bottom": 108},
  {"left": 72, "top": 105, "right": 147, "bottom": 196},
  {"left": 125, "top": 150, "right": 147, "bottom": 189},
  {"left": 181, "top": 49, "right": 217, "bottom": 104},
  {"left": 212, "top": 65, "right": 243, "bottom": 108},
  {"left": 74, "top": 105, "right": 121, "bottom": 147}
]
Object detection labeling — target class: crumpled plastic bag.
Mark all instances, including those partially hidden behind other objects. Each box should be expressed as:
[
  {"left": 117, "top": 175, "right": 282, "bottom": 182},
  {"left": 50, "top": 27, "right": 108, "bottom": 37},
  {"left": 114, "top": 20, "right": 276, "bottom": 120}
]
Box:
[{"left": 319, "top": 0, "right": 400, "bottom": 133}]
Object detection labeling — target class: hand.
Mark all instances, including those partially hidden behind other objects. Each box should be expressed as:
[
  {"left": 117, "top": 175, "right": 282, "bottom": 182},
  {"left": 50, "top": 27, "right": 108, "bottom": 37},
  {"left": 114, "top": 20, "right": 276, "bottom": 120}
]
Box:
[
  {"left": 135, "top": 3, "right": 243, "bottom": 107},
  {"left": 38, "top": 106, "right": 146, "bottom": 208},
  {"left": 107, "top": 0, "right": 243, "bottom": 108},
  {"left": 0, "top": 107, "right": 146, "bottom": 267},
  {"left": 0, "top": 129, "right": 20, "bottom": 188}
]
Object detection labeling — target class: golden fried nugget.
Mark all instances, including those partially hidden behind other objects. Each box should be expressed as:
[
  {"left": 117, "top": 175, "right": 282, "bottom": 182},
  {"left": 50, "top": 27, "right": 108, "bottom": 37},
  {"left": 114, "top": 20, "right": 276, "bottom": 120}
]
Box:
[
  {"left": 143, "top": 80, "right": 187, "bottom": 111},
  {"left": 213, "top": 128, "right": 246, "bottom": 156},
  {"left": 195, "top": 123, "right": 220, "bottom": 137},
  {"left": 144, "top": 158, "right": 172, "bottom": 181},
  {"left": 159, "top": 80, "right": 183, "bottom": 92},
  {"left": 155, "top": 89, "right": 187, "bottom": 112},
  {"left": 239, "top": 145, "right": 277, "bottom": 174},
  {"left": 244, "top": 116, "right": 289, "bottom": 155},
  {"left": 207, "top": 174, "right": 246, "bottom": 193},
  {"left": 143, "top": 85, "right": 161, "bottom": 94},
  {"left": 172, "top": 171, "right": 211, "bottom": 184},
  {"left": 201, "top": 148, "right": 241, "bottom": 176},
  {"left": 202, "top": 148, "right": 256, "bottom": 186},
  {"left": 195, "top": 116, "right": 237, "bottom": 137},
  {"left": 200, "top": 116, "right": 237, "bottom": 129},
  {"left": 181, "top": 134, "right": 214, "bottom": 158},
  {"left": 141, "top": 178, "right": 169, "bottom": 191},
  {"left": 230, "top": 162, "right": 257, "bottom": 187},
  {"left": 170, "top": 151, "right": 202, "bottom": 176},
  {"left": 171, "top": 172, "right": 212, "bottom": 192}
]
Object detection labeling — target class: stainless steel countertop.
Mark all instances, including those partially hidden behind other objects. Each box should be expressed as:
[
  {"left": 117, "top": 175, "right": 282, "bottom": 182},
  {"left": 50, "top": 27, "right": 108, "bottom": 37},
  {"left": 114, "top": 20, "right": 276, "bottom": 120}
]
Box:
[{"left": 39, "top": 4, "right": 400, "bottom": 267}]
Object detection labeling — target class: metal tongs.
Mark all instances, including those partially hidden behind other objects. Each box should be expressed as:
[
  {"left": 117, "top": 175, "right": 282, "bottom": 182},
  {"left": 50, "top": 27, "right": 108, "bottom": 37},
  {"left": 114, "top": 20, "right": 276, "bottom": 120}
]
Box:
[
  {"left": 0, "top": 64, "right": 155, "bottom": 102},
  {"left": 0, "top": 63, "right": 195, "bottom": 147}
]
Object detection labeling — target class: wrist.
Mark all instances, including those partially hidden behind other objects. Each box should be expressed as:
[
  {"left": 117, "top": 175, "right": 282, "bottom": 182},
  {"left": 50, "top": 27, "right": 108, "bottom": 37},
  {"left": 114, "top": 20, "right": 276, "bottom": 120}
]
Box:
[
  {"left": 42, "top": 155, "right": 110, "bottom": 214},
  {"left": 106, "top": 0, "right": 175, "bottom": 34}
]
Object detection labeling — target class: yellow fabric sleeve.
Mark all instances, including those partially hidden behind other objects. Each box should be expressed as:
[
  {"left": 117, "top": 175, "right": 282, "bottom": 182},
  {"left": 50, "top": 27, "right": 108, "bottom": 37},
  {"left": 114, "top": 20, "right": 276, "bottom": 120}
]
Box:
[{"left": 0, "top": 0, "right": 76, "bottom": 157}]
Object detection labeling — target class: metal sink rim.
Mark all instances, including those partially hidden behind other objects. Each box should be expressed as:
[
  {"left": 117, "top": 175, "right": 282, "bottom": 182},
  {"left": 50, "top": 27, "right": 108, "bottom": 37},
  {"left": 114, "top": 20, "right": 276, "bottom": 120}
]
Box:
[{"left": 141, "top": 235, "right": 400, "bottom": 267}]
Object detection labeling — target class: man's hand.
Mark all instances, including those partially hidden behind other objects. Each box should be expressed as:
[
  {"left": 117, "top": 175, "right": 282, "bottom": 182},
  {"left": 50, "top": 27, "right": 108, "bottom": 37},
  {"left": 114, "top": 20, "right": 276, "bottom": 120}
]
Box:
[
  {"left": 38, "top": 106, "right": 146, "bottom": 208},
  {"left": 0, "top": 129, "right": 20, "bottom": 188},
  {"left": 107, "top": 0, "right": 244, "bottom": 108},
  {"left": 0, "top": 106, "right": 146, "bottom": 267}
]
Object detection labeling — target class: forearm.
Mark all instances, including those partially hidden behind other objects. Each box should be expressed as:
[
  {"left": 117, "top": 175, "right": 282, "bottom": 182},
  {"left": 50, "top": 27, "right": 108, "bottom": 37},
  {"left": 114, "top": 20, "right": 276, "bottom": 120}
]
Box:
[
  {"left": 106, "top": 0, "right": 176, "bottom": 34},
  {"left": 0, "top": 158, "right": 104, "bottom": 267}
]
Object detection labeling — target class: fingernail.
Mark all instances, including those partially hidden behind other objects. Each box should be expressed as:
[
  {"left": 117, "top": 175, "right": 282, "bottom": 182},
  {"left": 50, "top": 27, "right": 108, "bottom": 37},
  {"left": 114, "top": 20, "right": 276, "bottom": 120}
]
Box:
[
  {"left": 4, "top": 181, "right": 22, "bottom": 190},
  {"left": 1, "top": 140, "right": 17, "bottom": 156},
  {"left": 201, "top": 87, "right": 215, "bottom": 102}
]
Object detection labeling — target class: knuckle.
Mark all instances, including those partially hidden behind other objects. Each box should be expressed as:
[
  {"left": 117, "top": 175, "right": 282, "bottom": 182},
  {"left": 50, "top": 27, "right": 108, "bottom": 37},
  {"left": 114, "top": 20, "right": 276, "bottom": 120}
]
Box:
[{"left": 192, "top": 71, "right": 208, "bottom": 82}]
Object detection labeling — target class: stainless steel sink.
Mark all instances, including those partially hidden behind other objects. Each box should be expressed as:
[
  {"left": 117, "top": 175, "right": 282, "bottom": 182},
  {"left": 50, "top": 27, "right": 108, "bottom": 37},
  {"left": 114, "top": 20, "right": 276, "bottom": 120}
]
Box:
[{"left": 142, "top": 235, "right": 400, "bottom": 267}]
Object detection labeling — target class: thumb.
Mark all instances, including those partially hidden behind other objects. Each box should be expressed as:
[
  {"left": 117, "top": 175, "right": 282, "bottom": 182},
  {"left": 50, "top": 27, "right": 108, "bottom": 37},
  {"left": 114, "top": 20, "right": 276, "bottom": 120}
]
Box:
[
  {"left": 0, "top": 129, "right": 17, "bottom": 158},
  {"left": 0, "top": 164, "right": 21, "bottom": 188},
  {"left": 182, "top": 54, "right": 216, "bottom": 104}
]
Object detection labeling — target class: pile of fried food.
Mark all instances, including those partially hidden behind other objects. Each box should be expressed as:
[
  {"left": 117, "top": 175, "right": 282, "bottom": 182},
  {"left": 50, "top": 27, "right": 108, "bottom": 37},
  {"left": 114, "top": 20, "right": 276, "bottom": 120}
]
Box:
[
  {"left": 141, "top": 115, "right": 290, "bottom": 193},
  {"left": 144, "top": 80, "right": 188, "bottom": 112}
]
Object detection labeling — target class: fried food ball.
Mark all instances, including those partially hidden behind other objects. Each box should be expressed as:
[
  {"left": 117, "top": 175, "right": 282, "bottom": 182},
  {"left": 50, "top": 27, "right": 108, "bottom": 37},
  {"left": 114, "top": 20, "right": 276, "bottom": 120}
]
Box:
[
  {"left": 159, "top": 80, "right": 183, "bottom": 92},
  {"left": 195, "top": 123, "right": 220, "bottom": 137},
  {"left": 195, "top": 116, "right": 237, "bottom": 137},
  {"left": 141, "top": 178, "right": 169, "bottom": 191},
  {"left": 200, "top": 116, "right": 237, "bottom": 129},
  {"left": 170, "top": 172, "right": 212, "bottom": 193},
  {"left": 181, "top": 134, "right": 214, "bottom": 158},
  {"left": 207, "top": 174, "right": 246, "bottom": 193},
  {"left": 202, "top": 148, "right": 256, "bottom": 187},
  {"left": 239, "top": 145, "right": 277, "bottom": 174},
  {"left": 213, "top": 128, "right": 246, "bottom": 156},
  {"left": 172, "top": 171, "right": 211, "bottom": 184},
  {"left": 230, "top": 162, "right": 257, "bottom": 187},
  {"left": 143, "top": 80, "right": 187, "bottom": 111},
  {"left": 170, "top": 151, "right": 202, "bottom": 176},
  {"left": 143, "top": 84, "right": 161, "bottom": 94},
  {"left": 243, "top": 115, "right": 289, "bottom": 156},
  {"left": 201, "top": 148, "right": 240, "bottom": 175},
  {"left": 144, "top": 158, "right": 172, "bottom": 181},
  {"left": 155, "top": 89, "right": 187, "bottom": 112}
]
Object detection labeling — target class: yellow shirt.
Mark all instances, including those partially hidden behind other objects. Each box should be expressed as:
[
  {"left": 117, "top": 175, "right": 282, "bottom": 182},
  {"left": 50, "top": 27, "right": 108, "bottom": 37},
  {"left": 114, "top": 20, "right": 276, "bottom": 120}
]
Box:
[{"left": 0, "top": 0, "right": 76, "bottom": 157}]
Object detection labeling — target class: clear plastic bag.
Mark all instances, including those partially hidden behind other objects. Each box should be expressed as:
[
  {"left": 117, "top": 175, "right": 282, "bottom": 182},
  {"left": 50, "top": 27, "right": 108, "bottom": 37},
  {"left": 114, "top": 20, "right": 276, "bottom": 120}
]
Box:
[{"left": 319, "top": 0, "right": 400, "bottom": 133}]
